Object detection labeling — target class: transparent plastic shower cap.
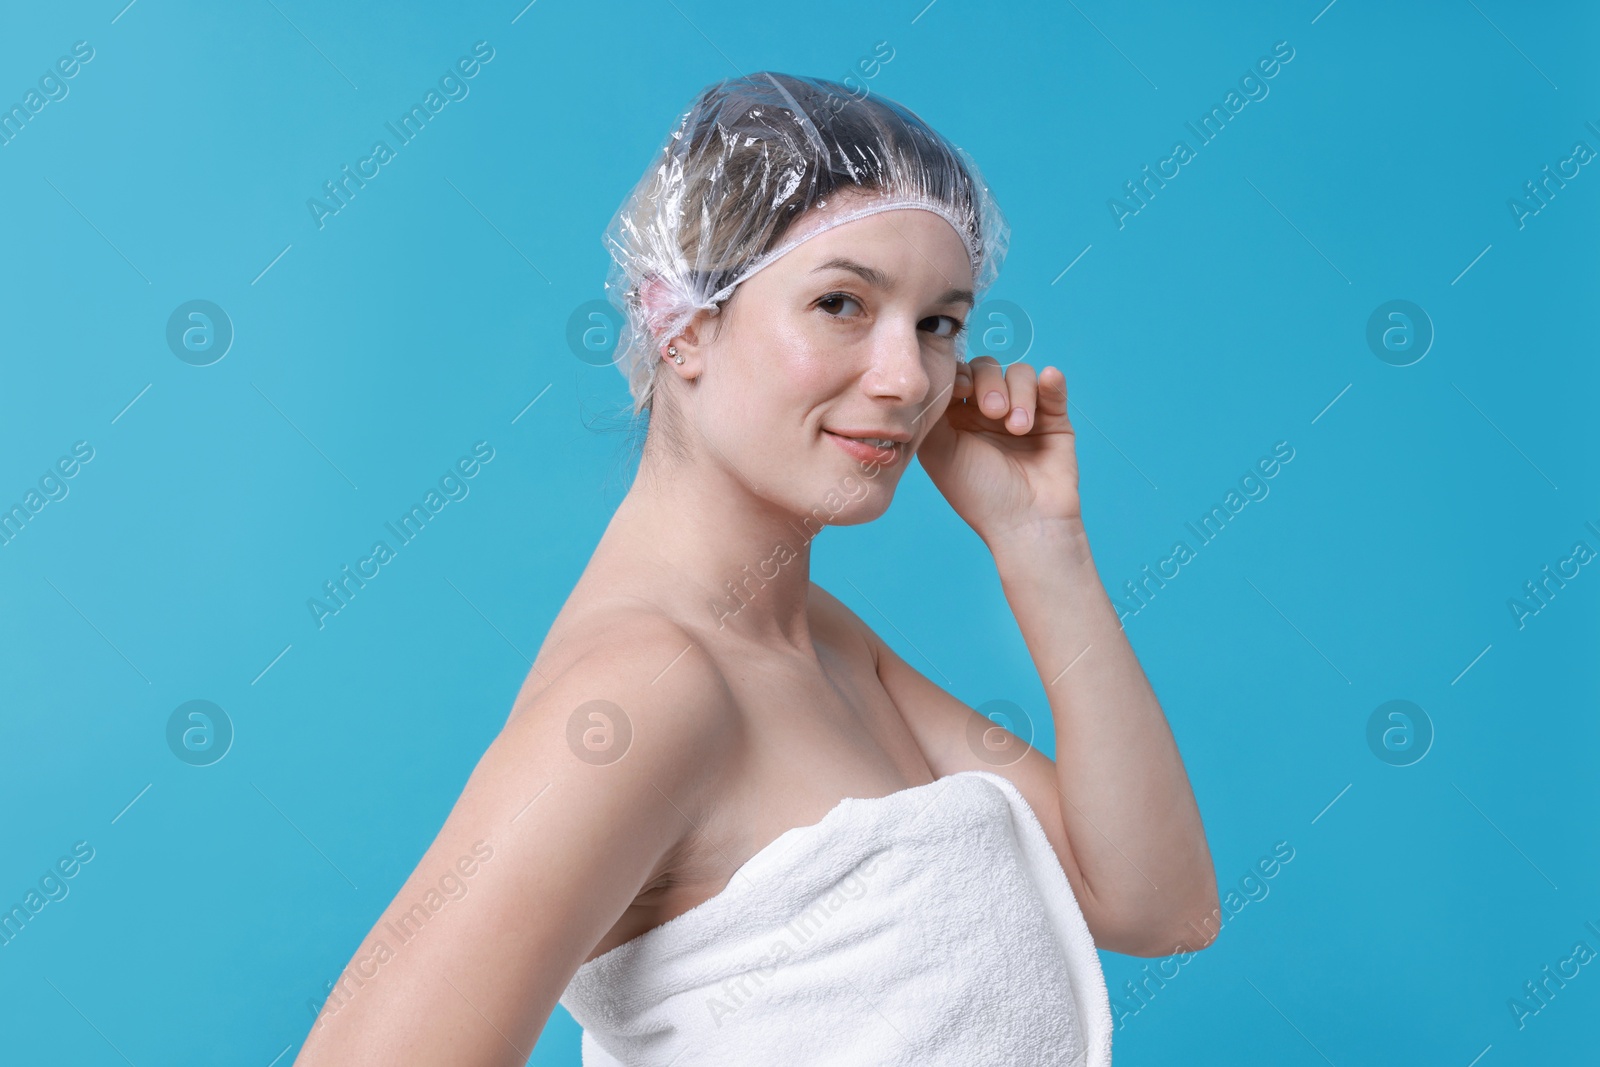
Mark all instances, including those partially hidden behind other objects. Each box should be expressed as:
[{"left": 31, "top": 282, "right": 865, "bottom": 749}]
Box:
[{"left": 600, "top": 70, "right": 1011, "bottom": 415}]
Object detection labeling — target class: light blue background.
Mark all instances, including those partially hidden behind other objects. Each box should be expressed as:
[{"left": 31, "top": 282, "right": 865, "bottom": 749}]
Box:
[{"left": 1, "top": 1, "right": 1595, "bottom": 1064}]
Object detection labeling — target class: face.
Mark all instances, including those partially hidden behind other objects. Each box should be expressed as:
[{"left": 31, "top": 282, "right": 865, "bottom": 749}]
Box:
[{"left": 670, "top": 192, "right": 976, "bottom": 525}]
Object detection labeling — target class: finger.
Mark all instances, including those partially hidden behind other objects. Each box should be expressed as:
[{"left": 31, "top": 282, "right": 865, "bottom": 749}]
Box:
[
  {"left": 1001, "top": 361, "right": 1038, "bottom": 434},
  {"left": 1037, "top": 365, "right": 1068, "bottom": 418},
  {"left": 967, "top": 356, "right": 1009, "bottom": 420}
]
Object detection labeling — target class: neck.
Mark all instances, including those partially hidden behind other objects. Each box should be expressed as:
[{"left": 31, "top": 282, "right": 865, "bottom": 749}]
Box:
[{"left": 592, "top": 448, "right": 826, "bottom": 655}]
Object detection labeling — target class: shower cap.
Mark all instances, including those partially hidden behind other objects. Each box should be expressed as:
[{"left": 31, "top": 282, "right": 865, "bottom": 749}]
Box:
[{"left": 601, "top": 70, "right": 1011, "bottom": 414}]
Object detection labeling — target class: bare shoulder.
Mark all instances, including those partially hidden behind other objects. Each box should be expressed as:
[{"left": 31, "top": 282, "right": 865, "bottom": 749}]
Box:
[
  {"left": 508, "top": 602, "right": 736, "bottom": 732},
  {"left": 806, "top": 581, "right": 880, "bottom": 668},
  {"left": 487, "top": 605, "right": 746, "bottom": 930},
  {"left": 499, "top": 605, "right": 742, "bottom": 817},
  {"left": 806, "top": 580, "right": 1098, "bottom": 928},
  {"left": 810, "top": 581, "right": 1051, "bottom": 775},
  {"left": 809, "top": 579, "right": 1028, "bottom": 771},
  {"left": 294, "top": 604, "right": 741, "bottom": 1065}
]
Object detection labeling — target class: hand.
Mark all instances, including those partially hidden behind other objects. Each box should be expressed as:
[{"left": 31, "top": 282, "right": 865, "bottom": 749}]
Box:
[{"left": 914, "top": 356, "right": 1083, "bottom": 545}]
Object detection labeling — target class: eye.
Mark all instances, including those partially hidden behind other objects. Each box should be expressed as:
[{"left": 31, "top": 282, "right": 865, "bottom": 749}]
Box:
[
  {"left": 816, "top": 291, "right": 865, "bottom": 318},
  {"left": 921, "top": 314, "right": 968, "bottom": 339}
]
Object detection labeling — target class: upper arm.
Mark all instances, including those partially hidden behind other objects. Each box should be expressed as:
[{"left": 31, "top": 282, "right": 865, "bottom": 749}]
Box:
[
  {"left": 294, "top": 616, "right": 735, "bottom": 1067},
  {"left": 811, "top": 585, "right": 1114, "bottom": 943}
]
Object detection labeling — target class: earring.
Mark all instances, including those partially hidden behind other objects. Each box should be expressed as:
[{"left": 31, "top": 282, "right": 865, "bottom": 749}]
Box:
[{"left": 669, "top": 344, "right": 684, "bottom": 365}]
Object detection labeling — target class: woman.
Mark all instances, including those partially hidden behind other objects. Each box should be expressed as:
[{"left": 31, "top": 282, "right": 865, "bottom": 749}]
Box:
[{"left": 295, "top": 71, "right": 1217, "bottom": 1067}]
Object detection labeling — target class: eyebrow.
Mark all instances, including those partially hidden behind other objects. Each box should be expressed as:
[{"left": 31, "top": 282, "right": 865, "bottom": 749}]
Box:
[{"left": 810, "top": 256, "right": 975, "bottom": 308}]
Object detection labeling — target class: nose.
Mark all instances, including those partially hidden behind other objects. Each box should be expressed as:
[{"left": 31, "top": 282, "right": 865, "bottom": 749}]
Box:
[{"left": 860, "top": 315, "right": 932, "bottom": 404}]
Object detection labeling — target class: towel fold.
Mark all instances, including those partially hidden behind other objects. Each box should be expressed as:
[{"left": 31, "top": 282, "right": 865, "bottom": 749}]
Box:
[{"left": 557, "top": 768, "right": 1113, "bottom": 1066}]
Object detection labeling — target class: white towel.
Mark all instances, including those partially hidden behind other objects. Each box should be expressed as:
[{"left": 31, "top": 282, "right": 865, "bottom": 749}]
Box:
[{"left": 558, "top": 768, "right": 1113, "bottom": 1065}]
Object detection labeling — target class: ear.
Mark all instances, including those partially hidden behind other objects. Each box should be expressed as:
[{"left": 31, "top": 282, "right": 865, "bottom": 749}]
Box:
[{"left": 637, "top": 272, "right": 716, "bottom": 368}]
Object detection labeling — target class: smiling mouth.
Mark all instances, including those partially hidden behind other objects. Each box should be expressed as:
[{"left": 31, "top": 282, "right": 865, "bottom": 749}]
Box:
[
  {"left": 828, "top": 432, "right": 899, "bottom": 448},
  {"left": 823, "top": 429, "right": 905, "bottom": 464}
]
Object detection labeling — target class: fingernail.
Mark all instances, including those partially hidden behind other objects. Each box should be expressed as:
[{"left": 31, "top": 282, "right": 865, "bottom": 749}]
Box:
[
  {"left": 985, "top": 390, "right": 1004, "bottom": 410},
  {"left": 1009, "top": 407, "right": 1027, "bottom": 428}
]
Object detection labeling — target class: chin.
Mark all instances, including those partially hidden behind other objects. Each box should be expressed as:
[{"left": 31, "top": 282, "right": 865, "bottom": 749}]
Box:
[
  {"left": 822, "top": 504, "right": 890, "bottom": 529},
  {"left": 795, "top": 474, "right": 895, "bottom": 529}
]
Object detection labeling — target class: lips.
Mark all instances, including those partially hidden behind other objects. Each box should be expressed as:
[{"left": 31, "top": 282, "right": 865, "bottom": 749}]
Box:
[{"left": 824, "top": 429, "right": 905, "bottom": 466}]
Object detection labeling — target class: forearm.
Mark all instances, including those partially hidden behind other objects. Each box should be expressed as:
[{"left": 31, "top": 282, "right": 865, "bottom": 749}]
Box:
[{"left": 989, "top": 519, "right": 1217, "bottom": 950}]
